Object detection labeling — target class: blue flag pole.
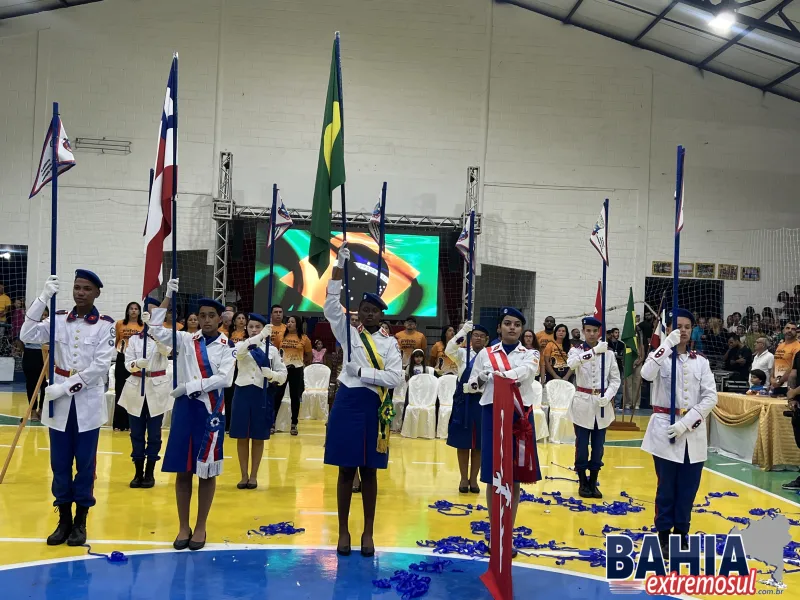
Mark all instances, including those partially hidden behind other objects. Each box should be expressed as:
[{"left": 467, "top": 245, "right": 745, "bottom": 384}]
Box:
[
  {"left": 376, "top": 181, "right": 387, "bottom": 296},
  {"left": 266, "top": 184, "right": 279, "bottom": 355},
  {"left": 334, "top": 32, "right": 351, "bottom": 361},
  {"left": 465, "top": 210, "right": 476, "bottom": 366},
  {"left": 670, "top": 145, "right": 685, "bottom": 444},
  {"left": 171, "top": 55, "right": 179, "bottom": 389},
  {"left": 600, "top": 198, "right": 609, "bottom": 419},
  {"left": 141, "top": 168, "right": 155, "bottom": 397},
  {"left": 48, "top": 102, "right": 58, "bottom": 419}
]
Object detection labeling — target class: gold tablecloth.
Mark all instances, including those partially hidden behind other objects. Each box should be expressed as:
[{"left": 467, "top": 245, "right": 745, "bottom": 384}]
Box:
[{"left": 714, "top": 392, "right": 800, "bottom": 470}]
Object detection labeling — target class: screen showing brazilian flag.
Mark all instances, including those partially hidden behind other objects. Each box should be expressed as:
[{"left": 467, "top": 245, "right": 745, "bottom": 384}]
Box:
[{"left": 254, "top": 227, "right": 439, "bottom": 317}]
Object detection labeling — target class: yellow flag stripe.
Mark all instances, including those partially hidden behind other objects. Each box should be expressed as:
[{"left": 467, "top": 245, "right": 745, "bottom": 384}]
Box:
[{"left": 323, "top": 101, "right": 341, "bottom": 175}]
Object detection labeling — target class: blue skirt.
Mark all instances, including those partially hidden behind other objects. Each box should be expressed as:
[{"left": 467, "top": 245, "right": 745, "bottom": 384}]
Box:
[
  {"left": 163, "top": 395, "right": 225, "bottom": 475},
  {"left": 229, "top": 384, "right": 273, "bottom": 441},
  {"left": 479, "top": 403, "right": 538, "bottom": 485},
  {"left": 446, "top": 393, "right": 482, "bottom": 450},
  {"left": 324, "top": 383, "right": 388, "bottom": 470}
]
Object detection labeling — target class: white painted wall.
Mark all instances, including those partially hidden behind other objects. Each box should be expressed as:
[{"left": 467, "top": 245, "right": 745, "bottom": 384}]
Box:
[{"left": 0, "top": 0, "right": 797, "bottom": 323}]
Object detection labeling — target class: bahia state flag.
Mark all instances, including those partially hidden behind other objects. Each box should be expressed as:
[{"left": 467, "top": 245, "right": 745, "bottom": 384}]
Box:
[
  {"left": 367, "top": 197, "right": 382, "bottom": 245},
  {"left": 267, "top": 193, "right": 293, "bottom": 247},
  {"left": 589, "top": 204, "right": 609, "bottom": 265},
  {"left": 455, "top": 211, "right": 476, "bottom": 271},
  {"left": 30, "top": 117, "right": 76, "bottom": 198}
]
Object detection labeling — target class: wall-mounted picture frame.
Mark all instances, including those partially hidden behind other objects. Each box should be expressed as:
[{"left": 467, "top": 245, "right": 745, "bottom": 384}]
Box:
[
  {"left": 652, "top": 261, "right": 672, "bottom": 277},
  {"left": 695, "top": 263, "right": 715, "bottom": 279},
  {"left": 678, "top": 263, "right": 695, "bottom": 278},
  {"left": 741, "top": 266, "right": 761, "bottom": 282},
  {"left": 719, "top": 264, "right": 738, "bottom": 280}
]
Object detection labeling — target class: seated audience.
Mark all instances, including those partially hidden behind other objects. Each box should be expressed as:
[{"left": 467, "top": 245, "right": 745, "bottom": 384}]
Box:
[
  {"left": 746, "top": 369, "right": 767, "bottom": 395},
  {"left": 751, "top": 336, "right": 774, "bottom": 377}
]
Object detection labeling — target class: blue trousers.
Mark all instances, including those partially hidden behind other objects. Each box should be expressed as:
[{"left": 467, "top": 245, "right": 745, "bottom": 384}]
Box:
[
  {"left": 128, "top": 400, "right": 163, "bottom": 461},
  {"left": 48, "top": 399, "right": 100, "bottom": 507},
  {"left": 574, "top": 422, "right": 606, "bottom": 471},
  {"left": 653, "top": 449, "right": 704, "bottom": 533}
]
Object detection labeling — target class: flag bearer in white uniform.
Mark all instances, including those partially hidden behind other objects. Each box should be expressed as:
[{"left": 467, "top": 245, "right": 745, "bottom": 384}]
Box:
[
  {"left": 20, "top": 270, "right": 116, "bottom": 547},
  {"left": 567, "top": 316, "right": 620, "bottom": 499},
  {"left": 120, "top": 296, "right": 174, "bottom": 489},
  {"left": 641, "top": 308, "right": 717, "bottom": 557},
  {"left": 146, "top": 280, "right": 235, "bottom": 552}
]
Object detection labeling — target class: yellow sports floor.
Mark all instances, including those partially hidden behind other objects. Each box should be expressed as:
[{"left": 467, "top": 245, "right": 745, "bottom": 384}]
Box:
[{"left": 1, "top": 389, "right": 799, "bottom": 598}]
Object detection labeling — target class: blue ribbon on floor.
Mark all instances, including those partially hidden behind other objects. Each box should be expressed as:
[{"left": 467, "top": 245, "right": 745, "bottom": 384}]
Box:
[
  {"left": 373, "top": 559, "right": 460, "bottom": 598},
  {"left": 247, "top": 522, "right": 305, "bottom": 536},
  {"left": 693, "top": 490, "right": 738, "bottom": 507},
  {"left": 416, "top": 536, "right": 489, "bottom": 556},
  {"left": 428, "top": 500, "right": 487, "bottom": 516},
  {"left": 83, "top": 545, "right": 128, "bottom": 563},
  {"left": 545, "top": 476, "right": 579, "bottom": 484},
  {"left": 519, "top": 489, "right": 645, "bottom": 515}
]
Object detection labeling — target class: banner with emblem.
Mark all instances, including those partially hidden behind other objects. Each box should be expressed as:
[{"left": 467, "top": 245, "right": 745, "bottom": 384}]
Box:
[
  {"left": 367, "top": 196, "right": 382, "bottom": 244},
  {"left": 29, "top": 118, "right": 76, "bottom": 198},
  {"left": 266, "top": 192, "right": 293, "bottom": 247},
  {"left": 589, "top": 204, "right": 608, "bottom": 265}
]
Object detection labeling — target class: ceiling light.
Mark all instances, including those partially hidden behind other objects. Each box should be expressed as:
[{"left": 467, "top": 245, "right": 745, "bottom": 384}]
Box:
[
  {"left": 709, "top": 11, "right": 736, "bottom": 33},
  {"left": 0, "top": 253, "right": 11, "bottom": 260}
]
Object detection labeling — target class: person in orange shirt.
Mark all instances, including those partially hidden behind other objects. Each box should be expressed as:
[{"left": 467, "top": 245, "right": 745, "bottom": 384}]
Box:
[
  {"left": 395, "top": 316, "right": 427, "bottom": 367},
  {"left": 535, "top": 315, "right": 556, "bottom": 349},
  {"left": 226, "top": 312, "right": 248, "bottom": 343},
  {"left": 771, "top": 322, "right": 799, "bottom": 395},
  {"left": 429, "top": 325, "right": 458, "bottom": 375},
  {"left": 113, "top": 302, "right": 144, "bottom": 431},
  {"left": 269, "top": 304, "right": 287, "bottom": 348},
  {"left": 277, "top": 315, "right": 312, "bottom": 435},
  {"left": 223, "top": 311, "right": 249, "bottom": 433},
  {"left": 183, "top": 313, "right": 199, "bottom": 334},
  {"left": 163, "top": 306, "right": 184, "bottom": 331}
]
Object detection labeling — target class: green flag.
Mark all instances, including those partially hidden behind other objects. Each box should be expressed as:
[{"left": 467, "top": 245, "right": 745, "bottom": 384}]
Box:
[
  {"left": 622, "top": 287, "right": 639, "bottom": 378},
  {"left": 309, "top": 38, "right": 346, "bottom": 275}
]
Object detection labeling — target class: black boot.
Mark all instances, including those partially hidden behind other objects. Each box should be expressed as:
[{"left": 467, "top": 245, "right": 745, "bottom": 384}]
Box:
[
  {"left": 589, "top": 470, "right": 602, "bottom": 499},
  {"left": 673, "top": 528, "right": 689, "bottom": 550},
  {"left": 67, "top": 505, "right": 88, "bottom": 546},
  {"left": 47, "top": 504, "right": 72, "bottom": 546},
  {"left": 141, "top": 459, "right": 156, "bottom": 489},
  {"left": 658, "top": 530, "right": 671, "bottom": 561},
  {"left": 577, "top": 470, "right": 592, "bottom": 498},
  {"left": 130, "top": 459, "right": 144, "bottom": 488}
]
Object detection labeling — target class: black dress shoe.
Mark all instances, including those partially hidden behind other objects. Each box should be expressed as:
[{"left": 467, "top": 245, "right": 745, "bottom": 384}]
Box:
[
  {"left": 360, "top": 535, "right": 375, "bottom": 557},
  {"left": 236, "top": 482, "right": 247, "bottom": 490},
  {"left": 458, "top": 485, "right": 469, "bottom": 493},
  {"left": 469, "top": 485, "right": 480, "bottom": 494},
  {"left": 188, "top": 534, "right": 206, "bottom": 551},
  {"left": 246, "top": 482, "right": 257, "bottom": 489},
  {"left": 173, "top": 529, "right": 192, "bottom": 550},
  {"left": 337, "top": 545, "right": 351, "bottom": 556}
]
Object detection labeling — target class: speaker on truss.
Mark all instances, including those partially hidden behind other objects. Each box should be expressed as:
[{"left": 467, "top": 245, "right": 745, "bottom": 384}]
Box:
[{"left": 230, "top": 220, "right": 244, "bottom": 261}]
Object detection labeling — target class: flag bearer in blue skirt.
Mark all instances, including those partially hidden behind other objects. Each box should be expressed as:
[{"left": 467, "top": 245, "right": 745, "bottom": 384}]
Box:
[
  {"left": 323, "top": 242, "right": 403, "bottom": 558},
  {"left": 20, "top": 270, "right": 115, "bottom": 547},
  {"left": 641, "top": 308, "right": 717, "bottom": 557},
  {"left": 445, "top": 320, "right": 490, "bottom": 494},
  {"left": 230, "top": 313, "right": 286, "bottom": 490},
  {"left": 146, "top": 279, "right": 235, "bottom": 551}
]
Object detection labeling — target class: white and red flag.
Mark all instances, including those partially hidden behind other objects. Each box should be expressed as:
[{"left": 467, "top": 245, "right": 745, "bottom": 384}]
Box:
[
  {"left": 143, "top": 55, "right": 178, "bottom": 298},
  {"left": 267, "top": 192, "right": 293, "bottom": 247},
  {"left": 30, "top": 117, "right": 75, "bottom": 198}
]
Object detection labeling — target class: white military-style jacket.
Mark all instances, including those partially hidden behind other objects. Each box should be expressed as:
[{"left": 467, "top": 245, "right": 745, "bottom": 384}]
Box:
[
  {"left": 566, "top": 343, "right": 621, "bottom": 430},
  {"left": 120, "top": 331, "right": 173, "bottom": 418},
  {"left": 234, "top": 337, "right": 287, "bottom": 387}
]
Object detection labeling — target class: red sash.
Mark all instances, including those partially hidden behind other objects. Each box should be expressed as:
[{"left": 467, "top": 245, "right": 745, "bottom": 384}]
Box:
[{"left": 487, "top": 348, "right": 538, "bottom": 484}]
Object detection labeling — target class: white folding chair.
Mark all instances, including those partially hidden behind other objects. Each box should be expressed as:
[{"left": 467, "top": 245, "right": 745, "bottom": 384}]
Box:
[
  {"left": 299, "top": 364, "right": 331, "bottom": 421},
  {"left": 546, "top": 379, "right": 576, "bottom": 444},
  {"left": 528, "top": 380, "right": 549, "bottom": 441},
  {"left": 274, "top": 382, "right": 292, "bottom": 432},
  {"left": 435, "top": 374, "right": 457, "bottom": 439},
  {"left": 401, "top": 374, "right": 438, "bottom": 439},
  {"left": 391, "top": 380, "right": 407, "bottom": 433}
]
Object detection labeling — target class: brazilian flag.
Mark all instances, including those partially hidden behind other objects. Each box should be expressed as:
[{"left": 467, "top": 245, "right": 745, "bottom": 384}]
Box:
[
  {"left": 622, "top": 287, "right": 639, "bottom": 378},
  {"left": 309, "top": 37, "right": 346, "bottom": 275}
]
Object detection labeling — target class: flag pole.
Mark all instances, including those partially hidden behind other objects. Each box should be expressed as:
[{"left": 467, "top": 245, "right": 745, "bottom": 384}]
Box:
[
  {"left": 171, "top": 54, "right": 179, "bottom": 389},
  {"left": 670, "top": 146, "right": 685, "bottom": 444},
  {"left": 600, "top": 198, "right": 608, "bottom": 419},
  {"left": 267, "top": 184, "right": 279, "bottom": 354},
  {"left": 376, "top": 181, "right": 387, "bottom": 296},
  {"left": 142, "top": 168, "right": 155, "bottom": 397},
  {"left": 465, "top": 210, "right": 476, "bottom": 366},
  {"left": 47, "top": 103, "right": 59, "bottom": 419},
  {"left": 334, "top": 31, "right": 351, "bottom": 361}
]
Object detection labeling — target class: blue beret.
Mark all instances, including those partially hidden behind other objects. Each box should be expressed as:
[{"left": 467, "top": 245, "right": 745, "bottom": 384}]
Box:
[
  {"left": 360, "top": 292, "right": 387, "bottom": 311},
  {"left": 669, "top": 308, "right": 696, "bottom": 325},
  {"left": 499, "top": 307, "right": 525, "bottom": 325},
  {"left": 248, "top": 312, "right": 268, "bottom": 326},
  {"left": 197, "top": 298, "right": 225, "bottom": 315},
  {"left": 75, "top": 269, "right": 102, "bottom": 289},
  {"left": 473, "top": 324, "right": 490, "bottom": 336},
  {"left": 142, "top": 296, "right": 160, "bottom": 309},
  {"left": 582, "top": 316, "right": 602, "bottom": 328}
]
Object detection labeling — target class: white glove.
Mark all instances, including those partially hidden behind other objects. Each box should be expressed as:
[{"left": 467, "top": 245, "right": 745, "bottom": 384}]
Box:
[
  {"left": 134, "top": 358, "right": 150, "bottom": 369},
  {"left": 336, "top": 242, "right": 350, "bottom": 269},
  {"left": 666, "top": 421, "right": 688, "bottom": 439},
  {"left": 462, "top": 320, "right": 474, "bottom": 333},
  {"left": 258, "top": 324, "right": 273, "bottom": 341},
  {"left": 141, "top": 311, "right": 151, "bottom": 325},
  {"left": 262, "top": 367, "right": 275, "bottom": 381},
  {"left": 593, "top": 341, "right": 608, "bottom": 355},
  {"left": 597, "top": 395, "right": 611, "bottom": 408},
  {"left": 477, "top": 370, "right": 493, "bottom": 385},
  {"left": 170, "top": 384, "right": 187, "bottom": 398},
  {"left": 345, "top": 362, "right": 360, "bottom": 378},
  {"left": 166, "top": 278, "right": 179, "bottom": 298},
  {"left": 43, "top": 383, "right": 67, "bottom": 402},
  {"left": 463, "top": 383, "right": 473, "bottom": 394},
  {"left": 664, "top": 329, "right": 681, "bottom": 349},
  {"left": 39, "top": 275, "right": 59, "bottom": 303}
]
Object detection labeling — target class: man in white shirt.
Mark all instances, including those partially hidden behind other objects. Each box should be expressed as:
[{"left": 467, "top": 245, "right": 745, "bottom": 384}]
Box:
[{"left": 751, "top": 337, "right": 775, "bottom": 377}]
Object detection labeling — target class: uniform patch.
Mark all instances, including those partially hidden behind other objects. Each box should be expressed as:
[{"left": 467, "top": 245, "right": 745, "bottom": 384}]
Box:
[
  {"left": 190, "top": 390, "right": 202, "bottom": 399},
  {"left": 108, "top": 339, "right": 114, "bottom": 346},
  {"left": 56, "top": 310, "right": 68, "bottom": 315},
  {"left": 691, "top": 419, "right": 702, "bottom": 430},
  {"left": 655, "top": 348, "right": 665, "bottom": 358},
  {"left": 69, "top": 383, "right": 83, "bottom": 394},
  {"left": 582, "top": 352, "right": 593, "bottom": 361}
]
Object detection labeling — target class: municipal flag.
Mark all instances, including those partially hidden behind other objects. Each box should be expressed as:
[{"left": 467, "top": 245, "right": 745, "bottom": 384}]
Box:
[
  {"left": 456, "top": 212, "right": 475, "bottom": 270},
  {"left": 30, "top": 117, "right": 75, "bottom": 198},
  {"left": 267, "top": 193, "right": 293, "bottom": 247},
  {"left": 143, "top": 55, "right": 178, "bottom": 298},
  {"left": 676, "top": 178, "right": 685, "bottom": 233},
  {"left": 309, "top": 38, "right": 346, "bottom": 275},
  {"left": 622, "top": 288, "right": 639, "bottom": 378},
  {"left": 367, "top": 197, "right": 382, "bottom": 245},
  {"left": 593, "top": 281, "right": 603, "bottom": 335},
  {"left": 650, "top": 309, "right": 667, "bottom": 349},
  {"left": 589, "top": 204, "right": 609, "bottom": 265}
]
